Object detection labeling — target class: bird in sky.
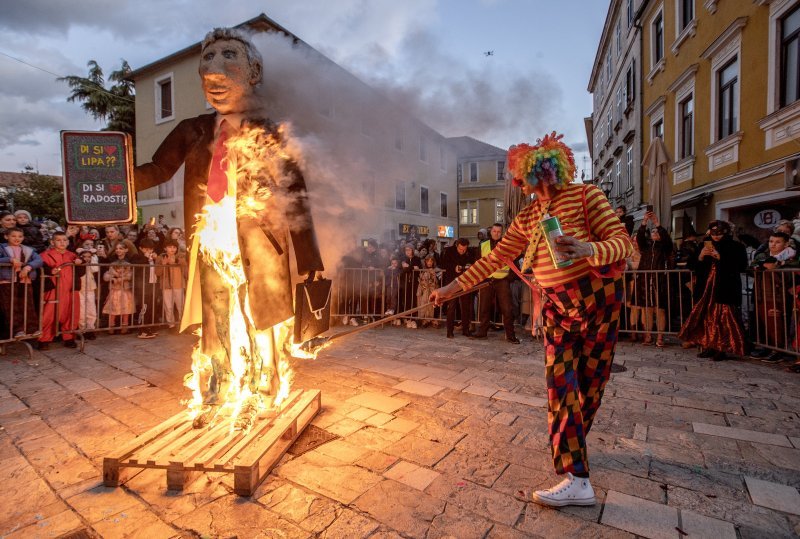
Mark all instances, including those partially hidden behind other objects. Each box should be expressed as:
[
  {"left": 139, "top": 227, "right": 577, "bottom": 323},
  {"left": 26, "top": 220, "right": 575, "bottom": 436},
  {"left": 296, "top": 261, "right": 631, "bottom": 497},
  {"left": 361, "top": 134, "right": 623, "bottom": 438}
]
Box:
[{"left": 483, "top": 51, "right": 494, "bottom": 56}]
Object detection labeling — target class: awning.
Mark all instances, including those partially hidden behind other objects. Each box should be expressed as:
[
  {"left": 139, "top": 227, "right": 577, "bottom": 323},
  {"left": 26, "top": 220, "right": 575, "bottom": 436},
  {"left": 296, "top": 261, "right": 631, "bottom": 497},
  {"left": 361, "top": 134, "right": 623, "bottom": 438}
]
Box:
[{"left": 672, "top": 192, "right": 712, "bottom": 210}]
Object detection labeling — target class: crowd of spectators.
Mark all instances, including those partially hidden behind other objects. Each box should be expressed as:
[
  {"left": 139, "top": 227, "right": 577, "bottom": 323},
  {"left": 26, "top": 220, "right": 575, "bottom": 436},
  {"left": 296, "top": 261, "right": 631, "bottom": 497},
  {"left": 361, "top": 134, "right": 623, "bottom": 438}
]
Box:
[{"left": 0, "top": 211, "right": 187, "bottom": 349}]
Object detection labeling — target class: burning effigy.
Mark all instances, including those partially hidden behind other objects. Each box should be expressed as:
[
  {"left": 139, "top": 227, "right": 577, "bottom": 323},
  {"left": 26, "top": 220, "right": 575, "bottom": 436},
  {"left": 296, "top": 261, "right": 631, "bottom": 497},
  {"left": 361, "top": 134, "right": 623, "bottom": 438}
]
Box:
[{"left": 135, "top": 28, "right": 325, "bottom": 431}]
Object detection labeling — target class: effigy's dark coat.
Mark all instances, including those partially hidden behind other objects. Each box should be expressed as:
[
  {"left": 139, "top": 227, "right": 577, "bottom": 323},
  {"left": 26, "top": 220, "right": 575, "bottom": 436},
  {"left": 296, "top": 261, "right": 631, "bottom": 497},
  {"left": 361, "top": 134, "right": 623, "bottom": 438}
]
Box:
[{"left": 134, "top": 113, "right": 324, "bottom": 330}]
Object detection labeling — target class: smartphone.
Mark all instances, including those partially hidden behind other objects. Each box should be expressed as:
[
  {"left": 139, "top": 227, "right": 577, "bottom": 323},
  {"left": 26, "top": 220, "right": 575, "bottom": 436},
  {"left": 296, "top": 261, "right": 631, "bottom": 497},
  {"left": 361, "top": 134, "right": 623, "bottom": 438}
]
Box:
[
  {"left": 646, "top": 204, "right": 654, "bottom": 212},
  {"left": 704, "top": 240, "right": 713, "bottom": 250}
]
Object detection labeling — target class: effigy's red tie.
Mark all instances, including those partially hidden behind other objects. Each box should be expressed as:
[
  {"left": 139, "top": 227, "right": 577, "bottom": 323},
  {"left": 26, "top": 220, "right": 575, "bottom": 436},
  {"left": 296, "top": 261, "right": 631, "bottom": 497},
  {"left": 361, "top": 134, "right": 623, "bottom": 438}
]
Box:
[{"left": 207, "top": 120, "right": 230, "bottom": 203}]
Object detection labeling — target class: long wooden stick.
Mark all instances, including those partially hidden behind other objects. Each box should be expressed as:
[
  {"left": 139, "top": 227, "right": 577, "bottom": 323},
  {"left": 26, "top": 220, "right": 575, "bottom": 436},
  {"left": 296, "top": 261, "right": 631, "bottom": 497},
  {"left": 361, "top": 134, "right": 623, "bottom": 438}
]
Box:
[
  {"left": 330, "top": 281, "right": 490, "bottom": 342},
  {"left": 300, "top": 281, "right": 489, "bottom": 352}
]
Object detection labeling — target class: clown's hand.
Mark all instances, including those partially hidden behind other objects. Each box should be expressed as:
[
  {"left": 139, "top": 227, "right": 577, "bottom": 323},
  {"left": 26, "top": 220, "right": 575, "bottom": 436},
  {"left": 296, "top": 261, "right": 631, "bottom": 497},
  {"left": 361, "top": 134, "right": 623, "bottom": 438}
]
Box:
[{"left": 555, "top": 236, "right": 594, "bottom": 260}]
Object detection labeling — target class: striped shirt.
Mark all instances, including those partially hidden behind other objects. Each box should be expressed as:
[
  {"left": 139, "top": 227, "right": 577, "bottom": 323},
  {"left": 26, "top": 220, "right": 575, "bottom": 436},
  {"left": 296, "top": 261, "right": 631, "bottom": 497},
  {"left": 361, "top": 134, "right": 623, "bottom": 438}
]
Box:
[{"left": 458, "top": 183, "right": 633, "bottom": 289}]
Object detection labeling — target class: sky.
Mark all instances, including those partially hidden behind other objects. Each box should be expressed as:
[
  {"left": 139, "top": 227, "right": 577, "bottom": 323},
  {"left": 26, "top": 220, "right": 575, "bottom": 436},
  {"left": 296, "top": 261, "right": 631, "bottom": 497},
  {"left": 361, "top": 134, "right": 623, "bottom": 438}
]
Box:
[{"left": 0, "top": 0, "right": 609, "bottom": 177}]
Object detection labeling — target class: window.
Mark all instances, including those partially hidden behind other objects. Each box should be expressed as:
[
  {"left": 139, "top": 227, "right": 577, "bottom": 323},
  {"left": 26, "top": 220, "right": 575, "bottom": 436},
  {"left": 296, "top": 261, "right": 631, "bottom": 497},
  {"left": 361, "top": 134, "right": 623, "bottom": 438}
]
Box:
[
  {"left": 419, "top": 137, "right": 427, "bottom": 162},
  {"left": 496, "top": 160, "right": 505, "bottom": 181},
  {"left": 626, "top": 146, "right": 633, "bottom": 190},
  {"left": 627, "top": 0, "right": 634, "bottom": 28},
  {"left": 606, "top": 50, "right": 612, "bottom": 82},
  {"left": 420, "top": 186, "right": 429, "bottom": 214},
  {"left": 440, "top": 193, "right": 448, "bottom": 217},
  {"left": 679, "top": 94, "right": 694, "bottom": 158},
  {"left": 653, "top": 118, "right": 664, "bottom": 139},
  {"left": 395, "top": 182, "right": 405, "bottom": 210},
  {"left": 718, "top": 57, "right": 739, "bottom": 139},
  {"left": 653, "top": 12, "right": 664, "bottom": 63},
  {"left": 460, "top": 201, "right": 478, "bottom": 224},
  {"left": 154, "top": 73, "right": 174, "bottom": 123},
  {"left": 781, "top": 5, "right": 800, "bottom": 107},
  {"left": 616, "top": 87, "right": 623, "bottom": 121},
  {"left": 616, "top": 22, "right": 622, "bottom": 57},
  {"left": 457, "top": 163, "right": 463, "bottom": 183},
  {"left": 607, "top": 110, "right": 612, "bottom": 138},
  {"left": 495, "top": 200, "right": 505, "bottom": 223},
  {"left": 394, "top": 129, "right": 403, "bottom": 151},
  {"left": 158, "top": 178, "right": 174, "bottom": 199},
  {"left": 625, "top": 60, "right": 636, "bottom": 106},
  {"left": 469, "top": 162, "right": 478, "bottom": 182},
  {"left": 680, "top": 0, "right": 694, "bottom": 31},
  {"left": 615, "top": 160, "right": 622, "bottom": 197}
]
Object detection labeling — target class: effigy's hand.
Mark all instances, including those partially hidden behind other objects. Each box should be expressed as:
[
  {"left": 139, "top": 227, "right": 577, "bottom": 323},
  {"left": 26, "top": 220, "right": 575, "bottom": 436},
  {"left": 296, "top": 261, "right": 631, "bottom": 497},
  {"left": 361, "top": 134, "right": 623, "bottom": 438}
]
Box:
[{"left": 555, "top": 236, "right": 594, "bottom": 260}]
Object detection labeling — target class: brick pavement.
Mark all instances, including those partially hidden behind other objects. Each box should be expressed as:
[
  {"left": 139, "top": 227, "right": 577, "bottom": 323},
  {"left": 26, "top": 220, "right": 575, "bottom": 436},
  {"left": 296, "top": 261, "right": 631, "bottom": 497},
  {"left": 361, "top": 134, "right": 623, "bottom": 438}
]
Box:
[{"left": 0, "top": 327, "right": 799, "bottom": 538}]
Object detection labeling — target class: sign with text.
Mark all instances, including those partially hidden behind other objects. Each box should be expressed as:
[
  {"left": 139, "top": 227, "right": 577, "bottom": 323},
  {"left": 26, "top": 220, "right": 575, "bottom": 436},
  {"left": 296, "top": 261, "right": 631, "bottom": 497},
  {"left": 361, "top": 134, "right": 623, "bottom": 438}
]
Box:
[
  {"left": 754, "top": 209, "right": 781, "bottom": 229},
  {"left": 60, "top": 130, "right": 136, "bottom": 224},
  {"left": 437, "top": 225, "right": 454, "bottom": 238},
  {"left": 399, "top": 223, "right": 430, "bottom": 237}
]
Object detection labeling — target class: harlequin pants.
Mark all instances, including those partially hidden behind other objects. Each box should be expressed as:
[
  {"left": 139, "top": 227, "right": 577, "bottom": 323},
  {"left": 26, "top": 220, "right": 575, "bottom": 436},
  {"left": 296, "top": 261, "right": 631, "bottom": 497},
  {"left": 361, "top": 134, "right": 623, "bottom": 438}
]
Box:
[{"left": 541, "top": 274, "right": 623, "bottom": 475}]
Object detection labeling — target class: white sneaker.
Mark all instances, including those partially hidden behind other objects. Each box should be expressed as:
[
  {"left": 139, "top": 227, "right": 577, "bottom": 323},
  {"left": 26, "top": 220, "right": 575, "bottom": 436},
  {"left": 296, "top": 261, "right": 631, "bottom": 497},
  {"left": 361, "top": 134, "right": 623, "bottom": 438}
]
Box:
[
  {"left": 349, "top": 318, "right": 359, "bottom": 327},
  {"left": 384, "top": 309, "right": 395, "bottom": 316},
  {"left": 406, "top": 320, "right": 417, "bottom": 329},
  {"left": 342, "top": 316, "right": 350, "bottom": 325},
  {"left": 531, "top": 473, "right": 596, "bottom": 507}
]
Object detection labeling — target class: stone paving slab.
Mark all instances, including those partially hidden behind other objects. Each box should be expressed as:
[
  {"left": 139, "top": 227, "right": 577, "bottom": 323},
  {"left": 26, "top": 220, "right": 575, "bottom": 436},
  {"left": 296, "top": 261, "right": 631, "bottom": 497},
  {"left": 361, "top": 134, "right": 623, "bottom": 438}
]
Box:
[
  {"left": 0, "top": 328, "right": 799, "bottom": 537},
  {"left": 745, "top": 476, "right": 800, "bottom": 516},
  {"left": 693, "top": 422, "right": 793, "bottom": 447},
  {"left": 601, "top": 490, "right": 678, "bottom": 539}
]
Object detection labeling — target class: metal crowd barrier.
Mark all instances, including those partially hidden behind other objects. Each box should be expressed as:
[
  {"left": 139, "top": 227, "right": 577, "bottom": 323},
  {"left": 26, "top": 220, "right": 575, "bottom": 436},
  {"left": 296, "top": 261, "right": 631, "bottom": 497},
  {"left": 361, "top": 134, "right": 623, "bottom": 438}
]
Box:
[
  {"left": 749, "top": 268, "right": 800, "bottom": 357},
  {"left": 0, "top": 261, "right": 184, "bottom": 357}
]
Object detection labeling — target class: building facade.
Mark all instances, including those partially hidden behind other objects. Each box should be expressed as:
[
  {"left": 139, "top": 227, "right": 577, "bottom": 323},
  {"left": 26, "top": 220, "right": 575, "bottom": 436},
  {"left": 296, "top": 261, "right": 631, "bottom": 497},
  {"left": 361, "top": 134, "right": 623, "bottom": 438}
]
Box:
[
  {"left": 588, "top": 0, "right": 645, "bottom": 217},
  {"left": 129, "top": 14, "right": 458, "bottom": 251},
  {"left": 446, "top": 136, "right": 508, "bottom": 244},
  {"left": 640, "top": 0, "right": 800, "bottom": 240}
]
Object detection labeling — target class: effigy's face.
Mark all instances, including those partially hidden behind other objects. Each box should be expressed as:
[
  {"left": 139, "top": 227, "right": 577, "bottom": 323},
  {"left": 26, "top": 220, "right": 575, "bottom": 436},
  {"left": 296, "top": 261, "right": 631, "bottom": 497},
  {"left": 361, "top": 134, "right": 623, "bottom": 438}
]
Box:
[{"left": 199, "top": 39, "right": 255, "bottom": 114}]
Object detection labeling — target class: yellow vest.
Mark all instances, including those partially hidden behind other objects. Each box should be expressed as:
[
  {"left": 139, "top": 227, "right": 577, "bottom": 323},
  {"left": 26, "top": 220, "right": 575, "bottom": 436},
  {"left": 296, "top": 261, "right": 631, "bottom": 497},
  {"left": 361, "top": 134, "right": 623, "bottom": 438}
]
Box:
[{"left": 481, "top": 240, "right": 509, "bottom": 279}]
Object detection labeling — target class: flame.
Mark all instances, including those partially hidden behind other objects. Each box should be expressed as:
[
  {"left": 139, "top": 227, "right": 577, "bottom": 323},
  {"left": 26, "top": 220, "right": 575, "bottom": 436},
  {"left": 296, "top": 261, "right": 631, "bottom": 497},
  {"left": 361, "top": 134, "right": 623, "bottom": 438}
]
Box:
[{"left": 181, "top": 123, "right": 317, "bottom": 432}]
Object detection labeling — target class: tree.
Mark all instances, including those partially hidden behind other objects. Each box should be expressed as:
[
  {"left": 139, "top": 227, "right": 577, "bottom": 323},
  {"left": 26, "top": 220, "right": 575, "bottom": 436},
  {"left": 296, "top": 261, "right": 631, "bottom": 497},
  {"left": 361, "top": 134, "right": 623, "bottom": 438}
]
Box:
[
  {"left": 58, "top": 59, "right": 135, "bottom": 137},
  {"left": 13, "top": 166, "right": 66, "bottom": 222}
]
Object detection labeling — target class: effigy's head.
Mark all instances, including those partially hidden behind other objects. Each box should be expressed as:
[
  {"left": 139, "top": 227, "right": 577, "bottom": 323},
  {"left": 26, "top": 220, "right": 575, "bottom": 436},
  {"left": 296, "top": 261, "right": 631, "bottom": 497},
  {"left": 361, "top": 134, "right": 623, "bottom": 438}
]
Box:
[
  {"left": 507, "top": 132, "right": 576, "bottom": 192},
  {"left": 199, "top": 27, "right": 264, "bottom": 114}
]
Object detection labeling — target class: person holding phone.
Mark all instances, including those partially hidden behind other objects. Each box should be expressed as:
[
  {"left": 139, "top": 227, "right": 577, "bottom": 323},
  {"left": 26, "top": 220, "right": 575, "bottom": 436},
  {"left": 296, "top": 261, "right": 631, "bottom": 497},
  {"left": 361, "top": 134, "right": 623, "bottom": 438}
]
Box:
[
  {"left": 678, "top": 220, "right": 748, "bottom": 361},
  {"left": 634, "top": 208, "right": 673, "bottom": 347}
]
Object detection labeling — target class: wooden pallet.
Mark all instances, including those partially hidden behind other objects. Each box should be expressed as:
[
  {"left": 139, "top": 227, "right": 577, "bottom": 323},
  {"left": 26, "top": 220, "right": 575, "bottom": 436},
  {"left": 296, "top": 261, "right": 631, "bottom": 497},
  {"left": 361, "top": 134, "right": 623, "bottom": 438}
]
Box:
[{"left": 103, "top": 388, "right": 321, "bottom": 496}]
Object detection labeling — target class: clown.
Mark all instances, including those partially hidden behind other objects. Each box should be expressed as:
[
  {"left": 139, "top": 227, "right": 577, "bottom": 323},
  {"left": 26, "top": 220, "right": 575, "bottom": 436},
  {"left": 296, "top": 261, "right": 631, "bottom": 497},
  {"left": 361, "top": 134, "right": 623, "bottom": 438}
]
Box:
[{"left": 431, "top": 132, "right": 633, "bottom": 507}]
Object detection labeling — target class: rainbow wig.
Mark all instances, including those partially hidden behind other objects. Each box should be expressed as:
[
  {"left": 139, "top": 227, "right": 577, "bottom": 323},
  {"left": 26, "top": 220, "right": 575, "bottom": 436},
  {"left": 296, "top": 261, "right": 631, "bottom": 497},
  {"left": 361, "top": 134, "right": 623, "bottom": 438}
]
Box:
[{"left": 507, "top": 132, "right": 576, "bottom": 190}]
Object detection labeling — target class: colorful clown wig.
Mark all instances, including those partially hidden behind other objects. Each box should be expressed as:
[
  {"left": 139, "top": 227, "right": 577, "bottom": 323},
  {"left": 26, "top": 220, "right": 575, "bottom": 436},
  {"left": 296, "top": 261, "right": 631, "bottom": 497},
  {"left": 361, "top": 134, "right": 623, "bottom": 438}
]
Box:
[{"left": 507, "top": 132, "right": 576, "bottom": 190}]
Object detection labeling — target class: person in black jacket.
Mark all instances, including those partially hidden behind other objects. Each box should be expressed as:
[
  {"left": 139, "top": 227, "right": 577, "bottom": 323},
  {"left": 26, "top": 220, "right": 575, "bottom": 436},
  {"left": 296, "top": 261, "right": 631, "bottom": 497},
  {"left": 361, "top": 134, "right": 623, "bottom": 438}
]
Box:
[
  {"left": 634, "top": 211, "right": 673, "bottom": 347},
  {"left": 14, "top": 210, "right": 46, "bottom": 253},
  {"left": 398, "top": 244, "right": 422, "bottom": 328},
  {"left": 440, "top": 238, "right": 476, "bottom": 338},
  {"left": 678, "top": 220, "right": 748, "bottom": 361}
]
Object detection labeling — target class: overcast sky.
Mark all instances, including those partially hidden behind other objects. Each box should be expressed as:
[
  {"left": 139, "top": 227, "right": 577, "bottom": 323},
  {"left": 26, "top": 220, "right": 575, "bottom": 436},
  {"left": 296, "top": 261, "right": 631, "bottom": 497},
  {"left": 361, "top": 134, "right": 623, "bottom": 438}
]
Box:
[{"left": 0, "top": 0, "right": 608, "bottom": 176}]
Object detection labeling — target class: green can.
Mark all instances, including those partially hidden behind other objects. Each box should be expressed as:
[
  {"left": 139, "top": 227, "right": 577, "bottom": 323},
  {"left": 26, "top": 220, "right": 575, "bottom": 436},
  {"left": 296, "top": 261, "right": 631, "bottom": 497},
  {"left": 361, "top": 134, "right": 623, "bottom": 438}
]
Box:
[{"left": 540, "top": 213, "right": 573, "bottom": 268}]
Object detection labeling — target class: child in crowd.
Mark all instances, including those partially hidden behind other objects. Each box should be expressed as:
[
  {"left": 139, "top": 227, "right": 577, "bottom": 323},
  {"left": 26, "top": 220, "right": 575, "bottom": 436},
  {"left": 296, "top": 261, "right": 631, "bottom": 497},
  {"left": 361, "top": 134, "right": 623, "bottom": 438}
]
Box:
[
  {"left": 157, "top": 239, "right": 187, "bottom": 332},
  {"left": 76, "top": 247, "right": 99, "bottom": 340},
  {"left": 384, "top": 257, "right": 401, "bottom": 320},
  {"left": 0, "top": 228, "right": 43, "bottom": 338},
  {"left": 39, "top": 232, "right": 84, "bottom": 350},
  {"left": 130, "top": 239, "right": 160, "bottom": 339},
  {"left": 103, "top": 243, "right": 134, "bottom": 334}
]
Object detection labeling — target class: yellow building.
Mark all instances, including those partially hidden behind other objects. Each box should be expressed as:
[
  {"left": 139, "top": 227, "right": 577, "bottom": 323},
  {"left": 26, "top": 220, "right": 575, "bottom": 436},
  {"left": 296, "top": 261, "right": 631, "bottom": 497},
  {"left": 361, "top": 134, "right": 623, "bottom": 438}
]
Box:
[
  {"left": 129, "top": 14, "right": 458, "bottom": 248},
  {"left": 446, "top": 136, "right": 508, "bottom": 244},
  {"left": 640, "top": 0, "right": 800, "bottom": 240}
]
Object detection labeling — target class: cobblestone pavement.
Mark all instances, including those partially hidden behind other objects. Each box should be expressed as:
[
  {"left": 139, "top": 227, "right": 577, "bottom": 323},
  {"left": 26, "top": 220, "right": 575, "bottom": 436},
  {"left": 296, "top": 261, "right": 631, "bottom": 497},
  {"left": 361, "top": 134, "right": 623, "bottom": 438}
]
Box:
[{"left": 0, "top": 326, "right": 799, "bottom": 538}]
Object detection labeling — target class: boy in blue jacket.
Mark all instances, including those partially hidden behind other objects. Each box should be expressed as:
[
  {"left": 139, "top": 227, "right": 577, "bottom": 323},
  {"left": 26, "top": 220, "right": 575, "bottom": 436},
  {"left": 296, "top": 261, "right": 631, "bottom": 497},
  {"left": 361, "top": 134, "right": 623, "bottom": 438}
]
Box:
[{"left": 0, "top": 227, "right": 43, "bottom": 338}]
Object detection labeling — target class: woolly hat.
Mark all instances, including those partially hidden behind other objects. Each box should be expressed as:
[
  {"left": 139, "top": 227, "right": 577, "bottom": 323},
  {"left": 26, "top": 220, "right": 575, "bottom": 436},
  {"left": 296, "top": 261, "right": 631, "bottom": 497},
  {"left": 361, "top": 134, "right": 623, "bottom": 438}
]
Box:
[{"left": 13, "top": 210, "right": 31, "bottom": 220}]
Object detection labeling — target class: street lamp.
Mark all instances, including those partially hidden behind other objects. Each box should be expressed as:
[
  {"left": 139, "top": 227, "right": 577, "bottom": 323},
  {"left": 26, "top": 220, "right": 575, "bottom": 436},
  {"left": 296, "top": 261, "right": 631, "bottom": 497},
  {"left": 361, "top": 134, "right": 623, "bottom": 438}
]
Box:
[
  {"left": 600, "top": 177, "right": 613, "bottom": 197},
  {"left": 7, "top": 186, "right": 16, "bottom": 213}
]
